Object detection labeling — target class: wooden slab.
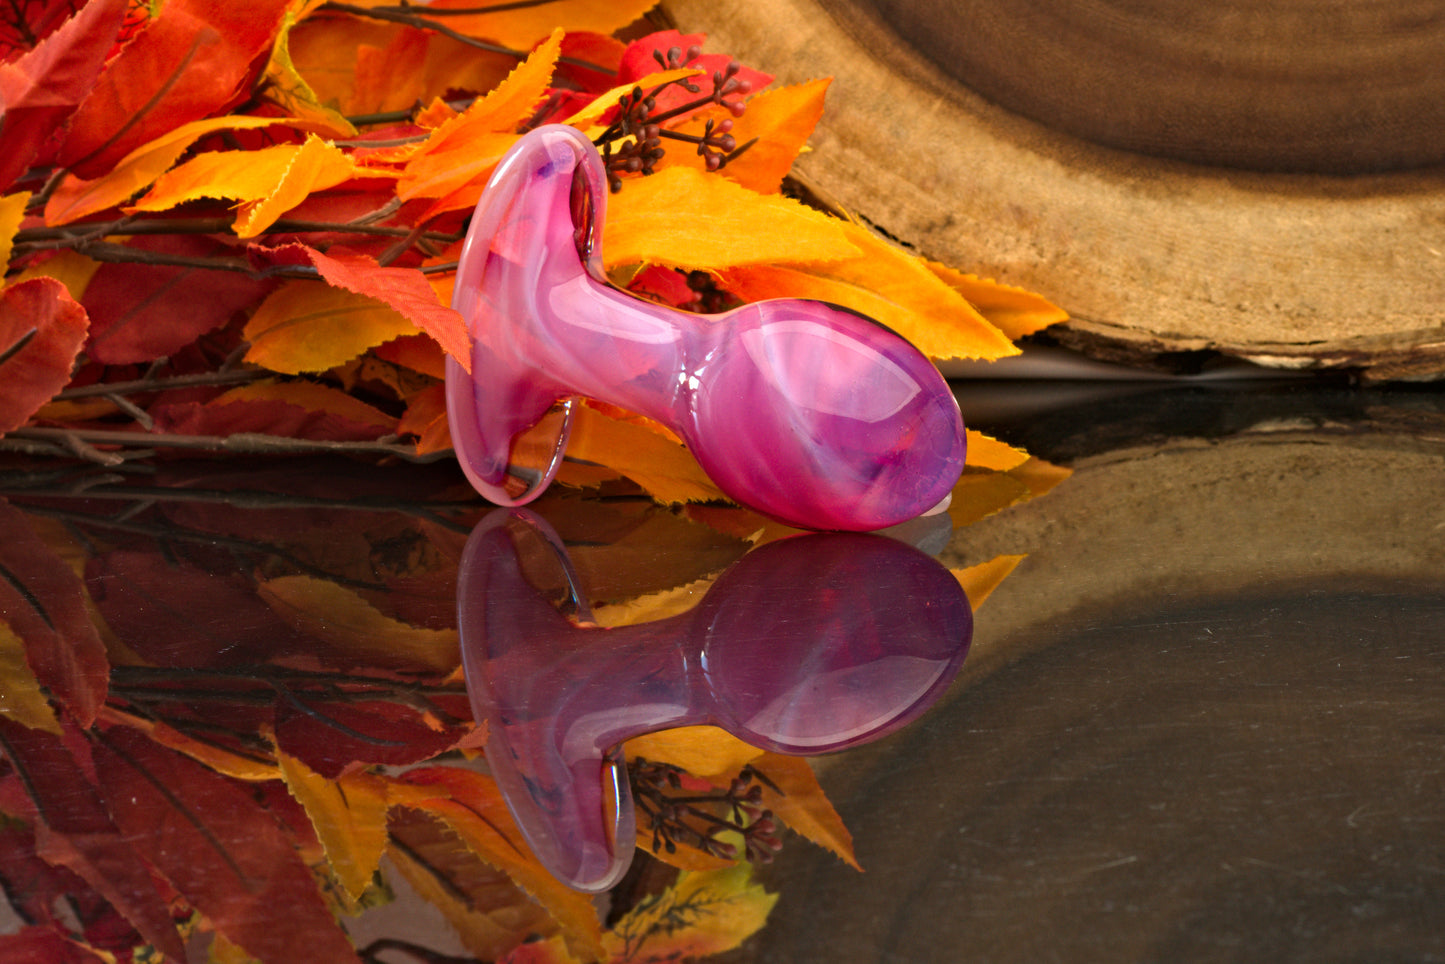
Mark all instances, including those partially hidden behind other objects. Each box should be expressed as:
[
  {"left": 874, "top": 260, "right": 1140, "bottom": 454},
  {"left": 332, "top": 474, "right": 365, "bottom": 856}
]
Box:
[{"left": 664, "top": 0, "right": 1445, "bottom": 379}]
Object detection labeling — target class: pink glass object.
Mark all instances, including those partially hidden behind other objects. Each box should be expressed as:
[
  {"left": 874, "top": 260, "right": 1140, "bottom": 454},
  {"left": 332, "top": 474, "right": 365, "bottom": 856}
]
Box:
[
  {"left": 459, "top": 509, "right": 972, "bottom": 891},
  {"left": 445, "top": 125, "right": 965, "bottom": 531}
]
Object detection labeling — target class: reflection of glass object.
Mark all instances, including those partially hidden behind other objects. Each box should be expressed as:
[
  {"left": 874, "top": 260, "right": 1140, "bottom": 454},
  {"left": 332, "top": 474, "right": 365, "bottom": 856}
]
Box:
[
  {"left": 445, "top": 125, "right": 965, "bottom": 531},
  {"left": 458, "top": 509, "right": 973, "bottom": 891}
]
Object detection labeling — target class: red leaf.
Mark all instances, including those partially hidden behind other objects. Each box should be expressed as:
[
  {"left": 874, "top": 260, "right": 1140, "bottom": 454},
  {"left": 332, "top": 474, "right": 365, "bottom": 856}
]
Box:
[
  {"left": 0, "top": 927, "right": 112, "bottom": 964},
  {"left": 81, "top": 234, "right": 274, "bottom": 365},
  {"left": 58, "top": 0, "right": 291, "bottom": 177},
  {"left": 0, "top": 500, "right": 108, "bottom": 726},
  {"left": 91, "top": 726, "right": 359, "bottom": 964},
  {"left": 273, "top": 697, "right": 473, "bottom": 779},
  {"left": 86, "top": 550, "right": 315, "bottom": 668},
  {"left": 0, "top": 0, "right": 125, "bottom": 190},
  {"left": 0, "top": 719, "right": 186, "bottom": 959},
  {"left": 0, "top": 277, "right": 89, "bottom": 435},
  {"left": 618, "top": 30, "right": 772, "bottom": 116},
  {"left": 302, "top": 244, "right": 472, "bottom": 373},
  {"left": 149, "top": 394, "right": 394, "bottom": 442},
  {"left": 0, "top": 1, "right": 85, "bottom": 58}
]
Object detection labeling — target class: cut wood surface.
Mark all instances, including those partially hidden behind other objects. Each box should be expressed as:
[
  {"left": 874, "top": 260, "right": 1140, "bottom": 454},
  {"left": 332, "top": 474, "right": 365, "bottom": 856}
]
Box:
[{"left": 664, "top": 0, "right": 1445, "bottom": 379}]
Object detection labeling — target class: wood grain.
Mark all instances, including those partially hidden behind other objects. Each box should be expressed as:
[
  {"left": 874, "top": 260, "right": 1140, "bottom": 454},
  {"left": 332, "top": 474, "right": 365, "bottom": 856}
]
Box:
[{"left": 664, "top": 0, "right": 1445, "bottom": 379}]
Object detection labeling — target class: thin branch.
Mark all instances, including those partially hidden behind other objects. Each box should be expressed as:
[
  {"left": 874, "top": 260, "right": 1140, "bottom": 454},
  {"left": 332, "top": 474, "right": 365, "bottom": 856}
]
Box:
[
  {"left": 2, "top": 426, "right": 452, "bottom": 462},
  {"left": 55, "top": 368, "right": 271, "bottom": 400},
  {"left": 0, "top": 327, "right": 37, "bottom": 369}
]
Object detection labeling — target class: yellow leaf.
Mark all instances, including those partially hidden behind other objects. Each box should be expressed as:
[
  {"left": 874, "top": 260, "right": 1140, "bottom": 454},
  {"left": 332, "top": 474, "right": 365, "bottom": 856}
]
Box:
[
  {"left": 413, "top": 27, "right": 561, "bottom": 155},
  {"left": 11, "top": 250, "right": 102, "bottom": 302},
  {"left": 660, "top": 79, "right": 831, "bottom": 194},
  {"left": 948, "top": 470, "right": 1031, "bottom": 527},
  {"left": 397, "top": 131, "right": 518, "bottom": 208},
  {"left": 592, "top": 577, "right": 714, "bottom": 628},
  {"left": 602, "top": 864, "right": 778, "bottom": 963},
  {"left": 45, "top": 116, "right": 298, "bottom": 226},
  {"left": 0, "top": 621, "right": 61, "bottom": 735},
  {"left": 625, "top": 726, "right": 764, "bottom": 780},
  {"left": 749, "top": 753, "right": 859, "bottom": 871},
  {"left": 965, "top": 429, "right": 1029, "bottom": 471},
  {"left": 928, "top": 260, "right": 1069, "bottom": 340},
  {"left": 257, "top": 574, "right": 459, "bottom": 673},
  {"left": 258, "top": 6, "right": 358, "bottom": 138},
  {"left": 718, "top": 222, "right": 1019, "bottom": 361},
  {"left": 276, "top": 748, "right": 389, "bottom": 901},
  {"left": 603, "top": 166, "right": 860, "bottom": 269},
  {"left": 424, "top": 0, "right": 658, "bottom": 49},
  {"left": 564, "top": 404, "right": 725, "bottom": 505},
  {"left": 0, "top": 191, "right": 31, "bottom": 276},
  {"left": 952, "top": 554, "right": 1025, "bottom": 611},
  {"left": 244, "top": 281, "right": 418, "bottom": 374},
  {"left": 1012, "top": 456, "right": 1073, "bottom": 501}
]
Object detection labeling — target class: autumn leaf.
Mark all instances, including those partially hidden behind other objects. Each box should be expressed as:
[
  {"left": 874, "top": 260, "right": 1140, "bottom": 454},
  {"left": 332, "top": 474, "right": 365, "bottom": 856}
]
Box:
[
  {"left": 563, "top": 403, "right": 726, "bottom": 505},
  {"left": 659, "top": 79, "right": 831, "bottom": 193},
  {"left": 256, "top": 3, "right": 357, "bottom": 138},
  {"left": 388, "top": 807, "right": 569, "bottom": 962},
  {"left": 0, "top": 0, "right": 126, "bottom": 191},
  {"left": 0, "top": 925, "right": 112, "bottom": 963},
  {"left": 717, "top": 221, "right": 1020, "bottom": 361},
  {"left": 45, "top": 114, "right": 300, "bottom": 225},
  {"left": 58, "top": 0, "right": 293, "bottom": 177},
  {"left": 602, "top": 864, "right": 777, "bottom": 963},
  {"left": 91, "top": 726, "right": 359, "bottom": 964},
  {"left": 617, "top": 30, "right": 773, "bottom": 116},
  {"left": 0, "top": 191, "right": 28, "bottom": 269},
  {"left": 0, "top": 277, "right": 89, "bottom": 434},
  {"left": 98, "top": 705, "right": 279, "bottom": 782},
  {"left": 749, "top": 752, "right": 859, "bottom": 871},
  {"left": 966, "top": 429, "right": 1030, "bottom": 471},
  {"left": 302, "top": 244, "right": 472, "bottom": 372},
  {"left": 258, "top": 573, "right": 460, "bottom": 674},
  {"left": 276, "top": 747, "right": 389, "bottom": 901},
  {"left": 562, "top": 67, "right": 703, "bottom": 130},
  {"left": 424, "top": 0, "right": 658, "bottom": 50},
  {"left": 399, "top": 765, "right": 606, "bottom": 960},
  {"left": 244, "top": 280, "right": 419, "bottom": 374},
  {"left": 626, "top": 726, "right": 764, "bottom": 780},
  {"left": 0, "top": 719, "right": 187, "bottom": 960},
  {"left": 152, "top": 378, "right": 399, "bottom": 442},
  {"left": 952, "top": 554, "right": 1025, "bottom": 610},
  {"left": 602, "top": 166, "right": 859, "bottom": 269},
  {"left": 0, "top": 621, "right": 61, "bottom": 734},
  {"left": 80, "top": 234, "right": 272, "bottom": 365},
  {"left": 928, "top": 260, "right": 1069, "bottom": 340},
  {"left": 0, "top": 500, "right": 107, "bottom": 726}
]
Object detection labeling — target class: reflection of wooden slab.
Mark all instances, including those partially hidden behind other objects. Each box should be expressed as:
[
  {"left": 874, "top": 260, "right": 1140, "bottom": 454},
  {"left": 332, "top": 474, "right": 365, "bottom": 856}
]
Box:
[
  {"left": 665, "top": 0, "right": 1445, "bottom": 379},
  {"left": 944, "top": 426, "right": 1445, "bottom": 683}
]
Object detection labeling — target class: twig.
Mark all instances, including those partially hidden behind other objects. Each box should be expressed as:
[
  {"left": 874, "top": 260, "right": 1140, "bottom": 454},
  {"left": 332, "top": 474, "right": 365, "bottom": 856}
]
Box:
[
  {"left": 55, "top": 368, "right": 271, "bottom": 400},
  {"left": 1, "top": 426, "right": 453, "bottom": 462}
]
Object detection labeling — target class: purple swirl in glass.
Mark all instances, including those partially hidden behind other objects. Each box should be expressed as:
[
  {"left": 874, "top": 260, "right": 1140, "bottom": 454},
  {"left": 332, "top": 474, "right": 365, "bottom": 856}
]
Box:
[
  {"left": 445, "top": 125, "right": 965, "bottom": 531},
  {"left": 459, "top": 509, "right": 973, "bottom": 891}
]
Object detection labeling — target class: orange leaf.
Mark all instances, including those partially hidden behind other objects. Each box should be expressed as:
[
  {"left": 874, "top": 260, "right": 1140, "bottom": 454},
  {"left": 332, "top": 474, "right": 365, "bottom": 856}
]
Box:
[
  {"left": 719, "top": 221, "right": 1018, "bottom": 361},
  {"left": 255, "top": 4, "right": 357, "bottom": 137},
  {"left": 97, "top": 706, "right": 278, "bottom": 782},
  {"left": 423, "top": 0, "right": 658, "bottom": 49},
  {"left": 952, "top": 554, "right": 1025, "bottom": 611},
  {"left": 45, "top": 115, "right": 300, "bottom": 226},
  {"left": 564, "top": 403, "right": 725, "bottom": 505},
  {"left": 965, "top": 429, "right": 1029, "bottom": 471},
  {"left": 602, "top": 166, "right": 860, "bottom": 269},
  {"left": 0, "top": 191, "right": 29, "bottom": 273},
  {"left": 928, "top": 260, "right": 1069, "bottom": 340},
  {"left": 59, "top": 0, "right": 293, "bottom": 177},
  {"left": 660, "top": 79, "right": 831, "bottom": 193},
  {"left": 397, "top": 382, "right": 452, "bottom": 455},
  {"left": 305, "top": 245, "right": 472, "bottom": 372},
  {"left": 625, "top": 726, "right": 764, "bottom": 780},
  {"left": 749, "top": 752, "right": 859, "bottom": 870},
  {"left": 243, "top": 280, "right": 418, "bottom": 374},
  {"left": 399, "top": 766, "right": 605, "bottom": 960}
]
